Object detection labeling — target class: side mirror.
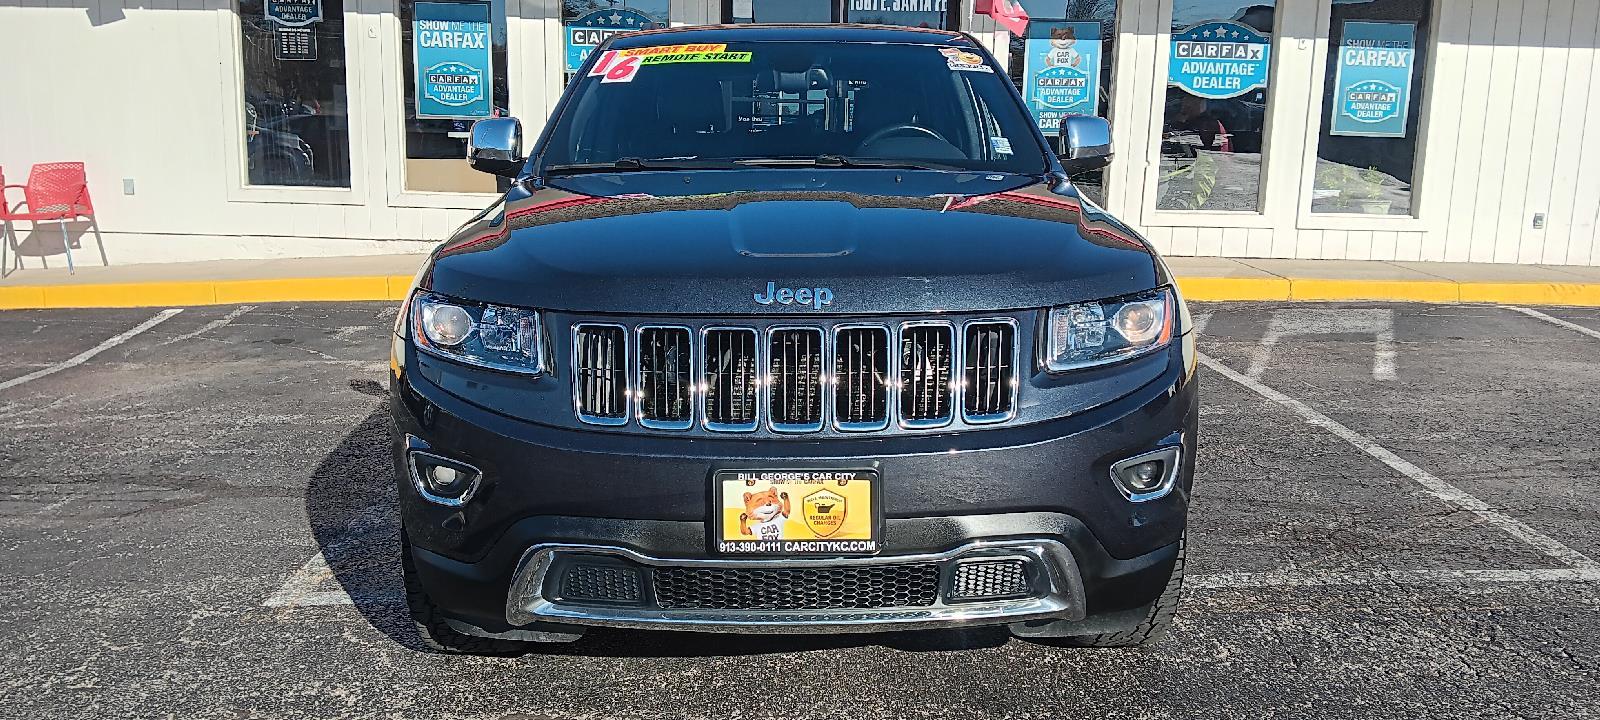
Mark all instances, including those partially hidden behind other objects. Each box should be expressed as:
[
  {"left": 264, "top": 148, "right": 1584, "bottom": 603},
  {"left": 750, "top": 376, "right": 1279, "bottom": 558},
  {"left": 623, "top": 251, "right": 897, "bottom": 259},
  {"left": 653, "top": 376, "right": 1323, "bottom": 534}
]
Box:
[
  {"left": 467, "top": 117, "right": 524, "bottom": 177},
  {"left": 1057, "top": 115, "right": 1113, "bottom": 175}
]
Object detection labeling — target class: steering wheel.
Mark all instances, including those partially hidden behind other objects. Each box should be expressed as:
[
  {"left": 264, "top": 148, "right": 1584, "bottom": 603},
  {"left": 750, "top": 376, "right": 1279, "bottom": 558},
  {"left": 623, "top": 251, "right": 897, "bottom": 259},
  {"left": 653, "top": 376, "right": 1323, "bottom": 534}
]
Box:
[{"left": 859, "top": 123, "right": 949, "bottom": 148}]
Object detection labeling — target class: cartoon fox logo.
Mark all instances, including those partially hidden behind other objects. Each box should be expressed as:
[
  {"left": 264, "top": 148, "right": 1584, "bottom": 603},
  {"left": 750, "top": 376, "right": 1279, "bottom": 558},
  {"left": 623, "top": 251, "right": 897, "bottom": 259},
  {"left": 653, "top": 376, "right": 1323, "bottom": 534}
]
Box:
[
  {"left": 738, "top": 487, "right": 791, "bottom": 540},
  {"left": 1045, "top": 26, "right": 1084, "bottom": 70}
]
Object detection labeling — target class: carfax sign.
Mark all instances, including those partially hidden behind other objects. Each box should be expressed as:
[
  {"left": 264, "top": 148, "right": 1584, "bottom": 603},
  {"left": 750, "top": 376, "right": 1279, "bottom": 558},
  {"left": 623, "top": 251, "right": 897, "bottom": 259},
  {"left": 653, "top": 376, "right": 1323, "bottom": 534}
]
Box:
[
  {"left": 564, "top": 8, "right": 662, "bottom": 74},
  {"left": 413, "top": 1, "right": 493, "bottom": 119},
  {"left": 1168, "top": 20, "right": 1270, "bottom": 100},
  {"left": 1022, "top": 21, "right": 1102, "bottom": 135},
  {"left": 1330, "top": 21, "right": 1417, "bottom": 138},
  {"left": 265, "top": 0, "right": 322, "bottom": 27}
]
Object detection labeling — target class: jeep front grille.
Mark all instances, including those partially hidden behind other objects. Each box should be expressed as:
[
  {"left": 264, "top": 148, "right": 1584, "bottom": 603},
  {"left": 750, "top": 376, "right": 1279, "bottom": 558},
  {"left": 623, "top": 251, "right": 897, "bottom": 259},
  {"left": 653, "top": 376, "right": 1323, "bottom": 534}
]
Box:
[
  {"left": 768, "top": 328, "right": 825, "bottom": 431},
  {"left": 637, "top": 326, "right": 693, "bottom": 429},
  {"left": 573, "top": 324, "right": 628, "bottom": 425},
  {"left": 899, "top": 323, "right": 955, "bottom": 427},
  {"left": 572, "top": 317, "right": 1020, "bottom": 433},
  {"left": 703, "top": 327, "right": 760, "bottom": 430}
]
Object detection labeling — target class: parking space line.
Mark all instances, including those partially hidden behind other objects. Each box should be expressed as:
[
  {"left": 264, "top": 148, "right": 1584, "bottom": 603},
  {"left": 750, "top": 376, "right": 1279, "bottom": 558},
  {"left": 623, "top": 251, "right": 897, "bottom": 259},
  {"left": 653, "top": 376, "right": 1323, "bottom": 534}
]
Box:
[
  {"left": 0, "top": 309, "right": 183, "bottom": 393},
  {"left": 155, "top": 305, "right": 255, "bottom": 346},
  {"left": 1504, "top": 305, "right": 1600, "bottom": 341},
  {"left": 1199, "top": 352, "right": 1600, "bottom": 573},
  {"left": 1187, "top": 566, "right": 1600, "bottom": 590}
]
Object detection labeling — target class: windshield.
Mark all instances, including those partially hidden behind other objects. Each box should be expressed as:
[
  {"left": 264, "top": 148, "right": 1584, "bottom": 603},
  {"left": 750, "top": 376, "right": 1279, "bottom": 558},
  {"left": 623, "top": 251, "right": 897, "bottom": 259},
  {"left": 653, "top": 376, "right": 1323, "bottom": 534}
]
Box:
[{"left": 538, "top": 39, "right": 1049, "bottom": 174}]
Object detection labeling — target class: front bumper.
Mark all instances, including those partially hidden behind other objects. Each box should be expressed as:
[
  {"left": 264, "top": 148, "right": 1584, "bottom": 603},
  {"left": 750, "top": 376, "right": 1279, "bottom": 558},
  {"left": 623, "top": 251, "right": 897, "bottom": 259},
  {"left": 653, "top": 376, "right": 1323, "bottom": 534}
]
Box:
[{"left": 392, "top": 333, "right": 1197, "bottom": 635}]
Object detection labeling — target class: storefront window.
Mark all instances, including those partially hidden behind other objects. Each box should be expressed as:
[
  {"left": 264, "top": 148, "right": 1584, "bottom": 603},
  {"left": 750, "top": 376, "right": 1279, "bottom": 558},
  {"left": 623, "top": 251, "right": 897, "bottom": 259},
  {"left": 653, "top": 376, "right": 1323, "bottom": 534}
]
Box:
[
  {"left": 843, "top": 0, "right": 951, "bottom": 28},
  {"left": 401, "top": 0, "right": 510, "bottom": 193},
  {"left": 238, "top": 0, "right": 352, "bottom": 188},
  {"left": 1156, "top": 2, "right": 1275, "bottom": 212},
  {"left": 1007, "top": 1, "right": 1116, "bottom": 201},
  {"left": 563, "top": 1, "right": 670, "bottom": 81},
  {"left": 729, "top": 0, "right": 835, "bottom": 23},
  {"left": 1312, "top": 0, "right": 1430, "bottom": 216}
]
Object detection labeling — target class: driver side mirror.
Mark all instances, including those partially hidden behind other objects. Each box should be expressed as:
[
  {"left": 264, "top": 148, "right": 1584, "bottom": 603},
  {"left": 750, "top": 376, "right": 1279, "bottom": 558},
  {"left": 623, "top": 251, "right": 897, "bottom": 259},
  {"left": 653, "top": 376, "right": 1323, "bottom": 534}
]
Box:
[
  {"left": 467, "top": 117, "right": 524, "bottom": 177},
  {"left": 1056, "top": 115, "right": 1113, "bottom": 175}
]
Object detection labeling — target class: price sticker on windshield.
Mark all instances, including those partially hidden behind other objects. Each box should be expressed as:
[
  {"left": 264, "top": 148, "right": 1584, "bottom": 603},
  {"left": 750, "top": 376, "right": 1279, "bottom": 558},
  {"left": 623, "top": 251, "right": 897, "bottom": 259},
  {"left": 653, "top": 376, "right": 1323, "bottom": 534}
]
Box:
[{"left": 588, "top": 50, "right": 642, "bottom": 83}]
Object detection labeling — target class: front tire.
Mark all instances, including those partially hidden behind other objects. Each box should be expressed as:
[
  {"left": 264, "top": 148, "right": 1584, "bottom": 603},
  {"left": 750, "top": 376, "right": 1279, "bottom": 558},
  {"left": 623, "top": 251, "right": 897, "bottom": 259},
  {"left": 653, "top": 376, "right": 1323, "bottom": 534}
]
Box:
[
  {"left": 1021, "top": 532, "right": 1186, "bottom": 648},
  {"left": 400, "top": 532, "right": 528, "bottom": 655}
]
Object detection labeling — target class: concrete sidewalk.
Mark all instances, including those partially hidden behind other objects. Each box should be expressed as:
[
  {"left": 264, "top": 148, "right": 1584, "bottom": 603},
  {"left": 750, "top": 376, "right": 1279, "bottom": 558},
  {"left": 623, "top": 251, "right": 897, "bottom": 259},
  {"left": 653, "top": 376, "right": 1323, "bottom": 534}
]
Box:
[{"left": 2, "top": 254, "right": 1599, "bottom": 309}]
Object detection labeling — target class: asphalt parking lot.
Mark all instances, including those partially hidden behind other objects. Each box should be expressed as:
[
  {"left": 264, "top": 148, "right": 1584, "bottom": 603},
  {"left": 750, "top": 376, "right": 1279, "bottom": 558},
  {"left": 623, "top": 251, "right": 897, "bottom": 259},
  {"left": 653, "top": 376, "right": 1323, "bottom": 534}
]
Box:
[{"left": 2, "top": 300, "right": 1598, "bottom": 719}]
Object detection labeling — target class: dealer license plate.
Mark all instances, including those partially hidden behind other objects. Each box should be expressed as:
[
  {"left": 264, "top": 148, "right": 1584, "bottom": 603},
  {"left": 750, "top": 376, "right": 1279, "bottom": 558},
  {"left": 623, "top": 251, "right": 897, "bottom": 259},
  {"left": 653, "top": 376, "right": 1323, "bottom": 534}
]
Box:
[{"left": 713, "top": 469, "right": 880, "bottom": 555}]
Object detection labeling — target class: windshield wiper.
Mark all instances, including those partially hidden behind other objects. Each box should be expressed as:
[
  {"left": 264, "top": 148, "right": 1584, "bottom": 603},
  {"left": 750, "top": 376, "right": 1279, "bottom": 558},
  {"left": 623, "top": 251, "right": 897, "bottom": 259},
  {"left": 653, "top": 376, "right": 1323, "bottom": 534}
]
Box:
[
  {"left": 733, "top": 155, "right": 959, "bottom": 171},
  {"left": 543, "top": 157, "right": 724, "bottom": 176}
]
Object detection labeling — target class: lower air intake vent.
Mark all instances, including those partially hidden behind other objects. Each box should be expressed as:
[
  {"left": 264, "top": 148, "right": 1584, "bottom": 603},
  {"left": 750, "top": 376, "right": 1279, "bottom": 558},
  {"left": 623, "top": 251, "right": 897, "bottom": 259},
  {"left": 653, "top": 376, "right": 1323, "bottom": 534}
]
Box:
[
  {"left": 949, "top": 559, "right": 1031, "bottom": 601},
  {"left": 637, "top": 326, "right": 692, "bottom": 429},
  {"left": 652, "top": 564, "right": 941, "bottom": 610},
  {"left": 573, "top": 324, "right": 628, "bottom": 424},
  {"left": 962, "top": 321, "right": 1017, "bottom": 422},
  {"left": 899, "top": 323, "right": 954, "bottom": 426},
  {"left": 703, "top": 328, "right": 759, "bottom": 431},
  {"left": 768, "top": 328, "right": 824, "bottom": 431}
]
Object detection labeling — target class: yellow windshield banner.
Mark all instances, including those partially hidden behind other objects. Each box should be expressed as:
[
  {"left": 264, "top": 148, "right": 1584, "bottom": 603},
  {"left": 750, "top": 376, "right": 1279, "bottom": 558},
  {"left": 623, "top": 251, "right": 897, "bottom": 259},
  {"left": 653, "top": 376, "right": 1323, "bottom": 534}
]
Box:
[{"left": 621, "top": 43, "right": 753, "bottom": 64}]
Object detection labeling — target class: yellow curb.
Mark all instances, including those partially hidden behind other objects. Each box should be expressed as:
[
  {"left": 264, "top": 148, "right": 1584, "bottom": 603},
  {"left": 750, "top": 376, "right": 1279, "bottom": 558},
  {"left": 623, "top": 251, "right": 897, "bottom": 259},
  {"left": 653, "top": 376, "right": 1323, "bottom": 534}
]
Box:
[
  {"left": 1456, "top": 282, "right": 1600, "bottom": 306},
  {"left": 1289, "top": 278, "right": 1462, "bottom": 304},
  {"left": 1, "top": 274, "right": 1599, "bottom": 309},
  {"left": 1174, "top": 276, "right": 1291, "bottom": 302}
]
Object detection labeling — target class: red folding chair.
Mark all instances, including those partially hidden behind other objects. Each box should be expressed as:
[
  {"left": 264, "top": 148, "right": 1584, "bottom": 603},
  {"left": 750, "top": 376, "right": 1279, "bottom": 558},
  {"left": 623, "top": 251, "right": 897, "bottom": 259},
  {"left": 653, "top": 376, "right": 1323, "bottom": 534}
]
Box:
[{"left": 0, "top": 162, "right": 105, "bottom": 274}]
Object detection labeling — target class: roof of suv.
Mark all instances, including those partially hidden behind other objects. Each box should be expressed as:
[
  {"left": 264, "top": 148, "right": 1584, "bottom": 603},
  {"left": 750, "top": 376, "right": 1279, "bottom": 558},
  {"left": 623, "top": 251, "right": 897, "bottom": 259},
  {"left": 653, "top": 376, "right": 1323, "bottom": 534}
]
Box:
[{"left": 607, "top": 23, "right": 976, "bottom": 49}]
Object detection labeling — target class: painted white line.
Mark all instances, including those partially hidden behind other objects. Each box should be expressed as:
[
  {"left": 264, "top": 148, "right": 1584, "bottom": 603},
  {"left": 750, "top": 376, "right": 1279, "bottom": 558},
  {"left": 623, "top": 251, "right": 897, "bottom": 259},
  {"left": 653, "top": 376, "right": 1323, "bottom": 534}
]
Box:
[
  {"left": 0, "top": 309, "right": 183, "bottom": 393},
  {"left": 156, "top": 305, "right": 254, "bottom": 346},
  {"left": 264, "top": 504, "right": 394, "bottom": 609},
  {"left": 1187, "top": 566, "right": 1600, "bottom": 590},
  {"left": 1245, "top": 308, "right": 1397, "bottom": 381},
  {"left": 1199, "top": 351, "right": 1600, "bottom": 573},
  {"left": 1505, "top": 305, "right": 1600, "bottom": 341}
]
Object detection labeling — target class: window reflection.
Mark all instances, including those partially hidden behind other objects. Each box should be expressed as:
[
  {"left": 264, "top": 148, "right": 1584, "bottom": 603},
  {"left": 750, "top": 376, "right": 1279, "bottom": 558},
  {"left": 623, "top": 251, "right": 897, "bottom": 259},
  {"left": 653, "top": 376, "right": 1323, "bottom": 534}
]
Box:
[
  {"left": 238, "top": 0, "right": 352, "bottom": 187},
  {"left": 1156, "top": 1, "right": 1274, "bottom": 212},
  {"left": 1312, "top": 0, "right": 1430, "bottom": 216}
]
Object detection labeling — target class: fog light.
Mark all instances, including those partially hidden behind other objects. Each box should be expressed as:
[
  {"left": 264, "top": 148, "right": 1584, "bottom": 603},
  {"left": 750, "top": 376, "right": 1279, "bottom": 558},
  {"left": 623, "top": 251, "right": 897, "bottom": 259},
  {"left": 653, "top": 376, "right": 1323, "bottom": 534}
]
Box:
[
  {"left": 408, "top": 451, "right": 483, "bottom": 507},
  {"left": 1110, "top": 446, "right": 1181, "bottom": 502}
]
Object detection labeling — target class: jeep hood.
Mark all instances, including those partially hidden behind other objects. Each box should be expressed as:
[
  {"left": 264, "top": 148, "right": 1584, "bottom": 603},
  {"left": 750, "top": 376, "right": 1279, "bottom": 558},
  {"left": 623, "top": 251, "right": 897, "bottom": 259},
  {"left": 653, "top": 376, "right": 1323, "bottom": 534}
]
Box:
[{"left": 422, "top": 171, "right": 1160, "bottom": 315}]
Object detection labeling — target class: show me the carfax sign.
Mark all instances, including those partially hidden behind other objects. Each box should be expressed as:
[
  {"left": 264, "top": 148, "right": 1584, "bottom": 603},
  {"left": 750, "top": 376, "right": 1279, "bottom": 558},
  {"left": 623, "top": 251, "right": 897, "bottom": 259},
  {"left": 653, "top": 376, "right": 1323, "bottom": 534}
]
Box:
[
  {"left": 413, "top": 1, "right": 493, "bottom": 119},
  {"left": 1168, "top": 20, "right": 1270, "bottom": 100},
  {"left": 1330, "top": 21, "right": 1417, "bottom": 138}
]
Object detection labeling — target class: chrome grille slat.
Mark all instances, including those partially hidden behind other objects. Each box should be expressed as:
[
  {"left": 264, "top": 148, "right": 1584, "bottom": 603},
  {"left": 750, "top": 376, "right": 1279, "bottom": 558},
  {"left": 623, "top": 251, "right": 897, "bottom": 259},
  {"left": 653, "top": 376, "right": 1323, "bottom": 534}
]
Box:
[
  {"left": 899, "top": 323, "right": 954, "bottom": 427},
  {"left": 703, "top": 327, "right": 759, "bottom": 431},
  {"left": 637, "top": 326, "right": 693, "bottom": 429},
  {"left": 575, "top": 319, "right": 1010, "bottom": 433},
  {"left": 768, "top": 327, "right": 824, "bottom": 432},
  {"left": 573, "top": 324, "right": 628, "bottom": 425},
  {"left": 834, "top": 326, "right": 890, "bottom": 431},
  {"left": 962, "top": 319, "right": 1018, "bottom": 423}
]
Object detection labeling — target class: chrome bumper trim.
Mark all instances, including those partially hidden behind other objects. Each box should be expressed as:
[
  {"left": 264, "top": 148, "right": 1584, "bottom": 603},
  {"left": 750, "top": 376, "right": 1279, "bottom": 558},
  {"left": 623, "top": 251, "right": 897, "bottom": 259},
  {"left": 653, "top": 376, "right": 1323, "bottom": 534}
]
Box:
[{"left": 504, "top": 539, "right": 1087, "bottom": 633}]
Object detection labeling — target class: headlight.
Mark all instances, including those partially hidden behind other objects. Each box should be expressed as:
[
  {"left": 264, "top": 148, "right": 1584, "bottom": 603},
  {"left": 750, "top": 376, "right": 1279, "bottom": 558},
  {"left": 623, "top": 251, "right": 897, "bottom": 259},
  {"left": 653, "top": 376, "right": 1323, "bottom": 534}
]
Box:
[
  {"left": 1046, "top": 287, "right": 1174, "bottom": 372},
  {"left": 409, "top": 291, "right": 543, "bottom": 375}
]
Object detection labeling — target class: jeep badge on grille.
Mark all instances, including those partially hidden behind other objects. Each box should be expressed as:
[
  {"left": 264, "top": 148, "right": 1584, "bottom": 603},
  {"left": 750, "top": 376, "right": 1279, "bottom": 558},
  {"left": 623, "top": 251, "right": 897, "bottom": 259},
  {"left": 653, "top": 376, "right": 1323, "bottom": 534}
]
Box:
[{"left": 754, "top": 282, "right": 834, "bottom": 310}]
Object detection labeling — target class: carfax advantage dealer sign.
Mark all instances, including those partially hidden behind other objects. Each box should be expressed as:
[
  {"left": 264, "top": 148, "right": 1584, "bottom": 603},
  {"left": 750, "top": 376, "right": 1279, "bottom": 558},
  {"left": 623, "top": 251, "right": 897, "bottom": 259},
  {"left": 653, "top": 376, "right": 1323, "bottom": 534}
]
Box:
[{"left": 413, "top": 1, "right": 493, "bottom": 119}]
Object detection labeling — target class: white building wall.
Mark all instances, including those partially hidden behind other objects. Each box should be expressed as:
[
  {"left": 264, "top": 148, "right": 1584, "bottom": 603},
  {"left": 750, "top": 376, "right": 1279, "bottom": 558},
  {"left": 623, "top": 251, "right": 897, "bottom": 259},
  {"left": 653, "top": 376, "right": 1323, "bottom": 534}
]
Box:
[
  {"left": 1107, "top": 0, "right": 1600, "bottom": 265},
  {"left": 0, "top": 0, "right": 1596, "bottom": 267}
]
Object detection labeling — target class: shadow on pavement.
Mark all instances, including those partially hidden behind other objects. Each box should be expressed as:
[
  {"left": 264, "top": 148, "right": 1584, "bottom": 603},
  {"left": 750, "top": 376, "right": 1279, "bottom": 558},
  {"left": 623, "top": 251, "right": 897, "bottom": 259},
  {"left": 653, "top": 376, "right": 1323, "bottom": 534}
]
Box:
[{"left": 305, "top": 407, "right": 1015, "bottom": 658}]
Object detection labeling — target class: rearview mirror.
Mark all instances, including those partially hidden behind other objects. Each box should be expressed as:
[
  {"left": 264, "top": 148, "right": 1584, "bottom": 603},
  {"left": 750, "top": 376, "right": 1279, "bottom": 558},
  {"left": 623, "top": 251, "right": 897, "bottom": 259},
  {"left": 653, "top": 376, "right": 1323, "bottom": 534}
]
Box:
[
  {"left": 467, "top": 117, "right": 524, "bottom": 177},
  {"left": 1056, "top": 115, "right": 1113, "bottom": 175}
]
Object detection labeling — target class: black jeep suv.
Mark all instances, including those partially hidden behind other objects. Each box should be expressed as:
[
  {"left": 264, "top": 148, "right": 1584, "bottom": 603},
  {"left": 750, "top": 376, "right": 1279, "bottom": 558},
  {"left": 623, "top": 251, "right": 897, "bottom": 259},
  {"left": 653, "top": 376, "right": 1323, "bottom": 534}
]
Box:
[{"left": 390, "top": 24, "right": 1198, "bottom": 652}]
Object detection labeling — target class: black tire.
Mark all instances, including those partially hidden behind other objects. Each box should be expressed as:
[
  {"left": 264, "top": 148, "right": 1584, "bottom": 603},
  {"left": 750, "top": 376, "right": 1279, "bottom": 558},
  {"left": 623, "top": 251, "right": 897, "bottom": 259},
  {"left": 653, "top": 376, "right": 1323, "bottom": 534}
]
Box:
[
  {"left": 1051, "top": 532, "right": 1186, "bottom": 649},
  {"left": 400, "top": 532, "right": 528, "bottom": 655}
]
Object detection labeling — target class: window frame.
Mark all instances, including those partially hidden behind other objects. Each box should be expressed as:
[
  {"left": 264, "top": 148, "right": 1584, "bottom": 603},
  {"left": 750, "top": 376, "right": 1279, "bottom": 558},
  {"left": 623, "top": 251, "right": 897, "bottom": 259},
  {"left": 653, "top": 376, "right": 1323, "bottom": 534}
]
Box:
[
  {"left": 220, "top": 0, "right": 368, "bottom": 206},
  {"left": 1137, "top": 0, "right": 1287, "bottom": 229},
  {"left": 1292, "top": 0, "right": 1442, "bottom": 232}
]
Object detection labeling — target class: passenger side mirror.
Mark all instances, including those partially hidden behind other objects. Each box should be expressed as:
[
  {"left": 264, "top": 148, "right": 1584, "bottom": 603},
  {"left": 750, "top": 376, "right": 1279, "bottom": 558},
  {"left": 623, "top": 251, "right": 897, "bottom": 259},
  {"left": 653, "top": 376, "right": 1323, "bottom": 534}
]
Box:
[
  {"left": 467, "top": 117, "right": 524, "bottom": 177},
  {"left": 1056, "top": 115, "right": 1113, "bottom": 175}
]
